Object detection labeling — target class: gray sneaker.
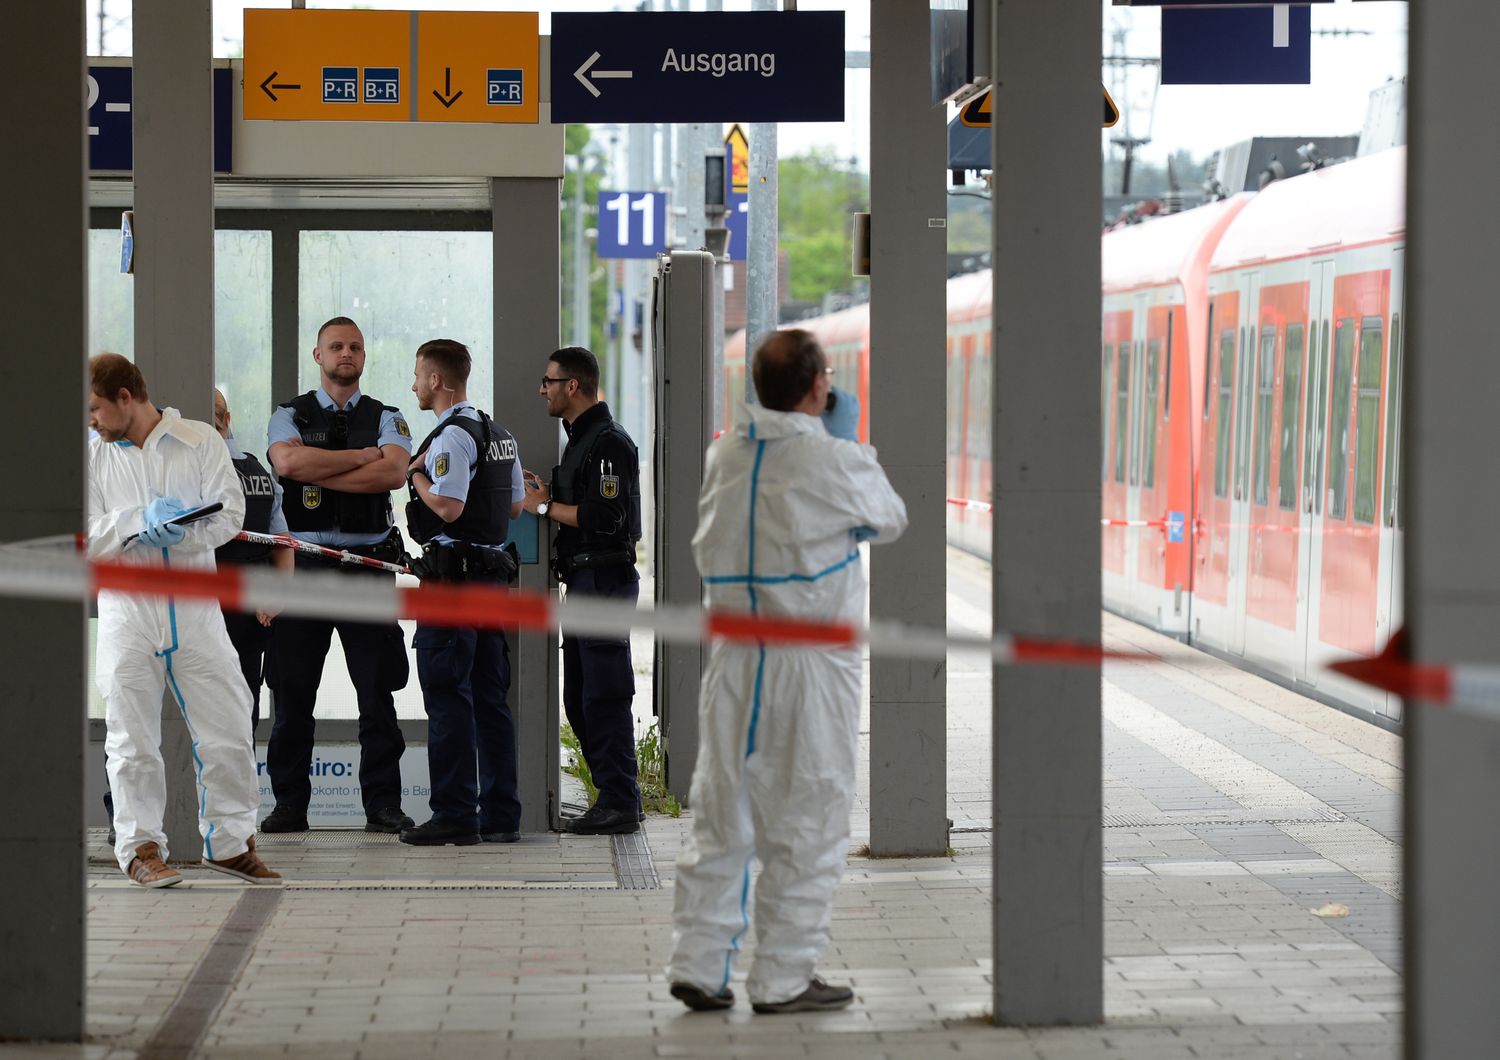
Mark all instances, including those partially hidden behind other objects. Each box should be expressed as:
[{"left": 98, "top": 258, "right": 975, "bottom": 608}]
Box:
[{"left": 751, "top": 977, "right": 854, "bottom": 1014}]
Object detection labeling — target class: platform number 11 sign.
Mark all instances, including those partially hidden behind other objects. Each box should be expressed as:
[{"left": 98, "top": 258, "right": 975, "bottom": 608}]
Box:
[{"left": 596, "top": 191, "right": 667, "bottom": 259}]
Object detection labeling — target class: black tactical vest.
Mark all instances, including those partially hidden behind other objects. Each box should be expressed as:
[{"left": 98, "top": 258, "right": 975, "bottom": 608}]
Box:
[
  {"left": 215, "top": 450, "right": 277, "bottom": 566},
  {"left": 276, "top": 392, "right": 396, "bottom": 535},
  {"left": 406, "top": 410, "right": 517, "bottom": 547},
  {"left": 553, "top": 405, "right": 642, "bottom": 558}
]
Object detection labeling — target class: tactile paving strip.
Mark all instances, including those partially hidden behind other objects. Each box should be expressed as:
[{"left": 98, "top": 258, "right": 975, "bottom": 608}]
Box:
[
  {"left": 1103, "top": 807, "right": 1345, "bottom": 827},
  {"left": 611, "top": 830, "right": 661, "bottom": 890}
]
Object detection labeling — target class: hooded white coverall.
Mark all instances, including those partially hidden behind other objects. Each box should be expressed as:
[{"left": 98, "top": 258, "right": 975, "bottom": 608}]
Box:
[
  {"left": 89, "top": 408, "right": 258, "bottom": 871},
  {"left": 668, "top": 404, "right": 908, "bottom": 1004}
]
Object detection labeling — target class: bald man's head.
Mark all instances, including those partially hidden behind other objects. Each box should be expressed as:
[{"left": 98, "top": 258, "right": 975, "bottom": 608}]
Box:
[
  {"left": 752, "top": 329, "right": 827, "bottom": 413},
  {"left": 213, "top": 388, "right": 230, "bottom": 438}
]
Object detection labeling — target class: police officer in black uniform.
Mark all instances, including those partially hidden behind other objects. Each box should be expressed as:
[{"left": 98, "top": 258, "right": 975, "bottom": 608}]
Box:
[
  {"left": 522, "top": 346, "right": 643, "bottom": 836},
  {"left": 212, "top": 388, "right": 294, "bottom": 733},
  {"left": 261, "top": 316, "right": 415, "bottom": 835},
  {"left": 400, "top": 339, "right": 525, "bottom": 846}
]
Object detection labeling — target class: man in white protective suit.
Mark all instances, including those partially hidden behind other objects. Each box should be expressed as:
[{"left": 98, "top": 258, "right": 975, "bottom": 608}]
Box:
[
  {"left": 87, "top": 353, "right": 280, "bottom": 888},
  {"left": 668, "top": 329, "right": 908, "bottom": 1014}
]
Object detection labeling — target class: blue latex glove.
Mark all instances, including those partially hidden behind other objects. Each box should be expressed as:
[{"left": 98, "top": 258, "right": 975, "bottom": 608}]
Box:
[
  {"left": 822, "top": 384, "right": 861, "bottom": 442},
  {"left": 852, "top": 526, "right": 878, "bottom": 544},
  {"left": 140, "top": 496, "right": 187, "bottom": 549}
]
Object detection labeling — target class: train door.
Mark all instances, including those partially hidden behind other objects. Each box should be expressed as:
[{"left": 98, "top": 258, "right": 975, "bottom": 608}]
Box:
[
  {"left": 1227, "top": 274, "right": 1261, "bottom": 653},
  {"left": 1295, "top": 261, "right": 1336, "bottom": 682},
  {"left": 1377, "top": 250, "right": 1405, "bottom": 720}
]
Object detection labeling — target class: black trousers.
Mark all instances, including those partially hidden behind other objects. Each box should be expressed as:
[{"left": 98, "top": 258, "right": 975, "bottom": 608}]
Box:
[
  {"left": 221, "top": 608, "right": 271, "bottom": 734},
  {"left": 266, "top": 565, "right": 409, "bottom": 815},
  {"left": 414, "top": 599, "right": 518, "bottom": 832},
  {"left": 561, "top": 564, "right": 641, "bottom": 813}
]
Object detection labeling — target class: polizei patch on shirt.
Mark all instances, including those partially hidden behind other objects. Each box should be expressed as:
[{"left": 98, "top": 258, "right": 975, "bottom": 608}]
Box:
[
  {"left": 302, "top": 486, "right": 322, "bottom": 509},
  {"left": 394, "top": 418, "right": 411, "bottom": 438},
  {"left": 434, "top": 452, "right": 450, "bottom": 478},
  {"left": 600, "top": 475, "right": 620, "bottom": 499}
]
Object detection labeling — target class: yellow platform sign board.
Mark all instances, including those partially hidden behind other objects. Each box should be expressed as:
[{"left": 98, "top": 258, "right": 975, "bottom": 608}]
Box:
[{"left": 243, "top": 8, "right": 539, "bottom": 125}]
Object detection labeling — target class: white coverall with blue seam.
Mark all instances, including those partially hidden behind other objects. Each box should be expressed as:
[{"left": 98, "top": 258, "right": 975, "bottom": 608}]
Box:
[
  {"left": 667, "top": 403, "right": 908, "bottom": 1004},
  {"left": 89, "top": 408, "right": 259, "bottom": 871}
]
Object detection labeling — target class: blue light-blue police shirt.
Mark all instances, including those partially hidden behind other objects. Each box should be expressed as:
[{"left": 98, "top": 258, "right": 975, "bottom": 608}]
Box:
[
  {"left": 424, "top": 402, "right": 524, "bottom": 548},
  {"left": 266, "top": 387, "right": 412, "bottom": 547}
]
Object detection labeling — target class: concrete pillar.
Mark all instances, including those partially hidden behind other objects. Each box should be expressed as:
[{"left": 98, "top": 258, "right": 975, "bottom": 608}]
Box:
[
  {"left": 493, "top": 178, "right": 562, "bottom": 832},
  {"left": 132, "top": 0, "right": 216, "bottom": 860},
  {"left": 1406, "top": 5, "right": 1500, "bottom": 1055},
  {"left": 0, "top": 3, "right": 87, "bottom": 1040},
  {"left": 868, "top": 3, "right": 949, "bottom": 856},
  {"left": 990, "top": 0, "right": 1103, "bottom": 1024}
]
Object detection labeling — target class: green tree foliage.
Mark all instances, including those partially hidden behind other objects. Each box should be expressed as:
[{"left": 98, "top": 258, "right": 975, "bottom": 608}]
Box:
[{"left": 777, "top": 149, "right": 869, "bottom": 305}]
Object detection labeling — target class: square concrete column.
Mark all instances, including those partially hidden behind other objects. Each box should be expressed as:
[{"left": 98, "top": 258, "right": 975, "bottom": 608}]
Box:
[
  {"left": 868, "top": 0, "right": 949, "bottom": 857},
  {"left": 0, "top": 2, "right": 87, "bottom": 1041},
  {"left": 1406, "top": 4, "right": 1500, "bottom": 1055},
  {"left": 493, "top": 177, "right": 562, "bottom": 832},
  {"left": 132, "top": 0, "right": 217, "bottom": 860},
  {"left": 990, "top": 0, "right": 1103, "bottom": 1025}
]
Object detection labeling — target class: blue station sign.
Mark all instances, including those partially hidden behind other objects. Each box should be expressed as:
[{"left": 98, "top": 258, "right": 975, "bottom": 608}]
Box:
[
  {"left": 596, "top": 190, "right": 668, "bottom": 260},
  {"left": 550, "top": 11, "right": 844, "bottom": 123},
  {"left": 88, "top": 64, "right": 233, "bottom": 173},
  {"left": 1161, "top": 5, "right": 1312, "bottom": 85}
]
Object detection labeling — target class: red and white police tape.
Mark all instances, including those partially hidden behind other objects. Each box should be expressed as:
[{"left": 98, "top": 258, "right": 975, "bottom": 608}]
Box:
[
  {"left": 235, "top": 529, "right": 409, "bottom": 574},
  {"left": 0, "top": 542, "right": 1134, "bottom": 667}
]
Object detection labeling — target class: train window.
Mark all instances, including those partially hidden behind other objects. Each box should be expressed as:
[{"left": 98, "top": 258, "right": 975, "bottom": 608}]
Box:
[
  {"left": 1101, "top": 344, "right": 1113, "bottom": 481},
  {"left": 1384, "top": 314, "right": 1403, "bottom": 528},
  {"left": 967, "top": 350, "right": 991, "bottom": 463},
  {"left": 1253, "top": 327, "right": 1276, "bottom": 507},
  {"left": 1143, "top": 340, "right": 1161, "bottom": 488},
  {"left": 1353, "top": 316, "right": 1384, "bottom": 524},
  {"left": 947, "top": 344, "right": 965, "bottom": 458},
  {"left": 1327, "top": 318, "right": 1356, "bottom": 520},
  {"left": 1234, "top": 325, "right": 1253, "bottom": 498},
  {"left": 1311, "top": 321, "right": 1330, "bottom": 514},
  {"left": 1163, "top": 312, "right": 1174, "bottom": 421},
  {"left": 1203, "top": 304, "right": 1215, "bottom": 422},
  {"left": 1278, "top": 324, "right": 1305, "bottom": 511},
  {"left": 1129, "top": 341, "right": 1143, "bottom": 487},
  {"left": 1114, "top": 343, "right": 1130, "bottom": 483},
  {"left": 1214, "top": 328, "right": 1235, "bottom": 498}
]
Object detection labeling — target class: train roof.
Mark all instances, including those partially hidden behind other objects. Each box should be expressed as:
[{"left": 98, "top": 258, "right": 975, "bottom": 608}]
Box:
[
  {"left": 1211, "top": 146, "right": 1406, "bottom": 271},
  {"left": 1102, "top": 195, "right": 1252, "bottom": 294}
]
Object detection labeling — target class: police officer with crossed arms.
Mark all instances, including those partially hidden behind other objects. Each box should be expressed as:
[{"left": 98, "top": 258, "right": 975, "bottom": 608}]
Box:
[
  {"left": 522, "top": 346, "right": 644, "bottom": 836},
  {"left": 262, "top": 316, "right": 416, "bottom": 835},
  {"left": 400, "top": 339, "right": 526, "bottom": 846}
]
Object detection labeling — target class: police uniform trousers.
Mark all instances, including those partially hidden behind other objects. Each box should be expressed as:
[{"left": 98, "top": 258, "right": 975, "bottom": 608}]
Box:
[
  {"left": 221, "top": 608, "right": 271, "bottom": 734},
  {"left": 266, "top": 555, "right": 409, "bottom": 815},
  {"left": 561, "top": 564, "right": 641, "bottom": 813},
  {"left": 414, "top": 573, "right": 520, "bottom": 832}
]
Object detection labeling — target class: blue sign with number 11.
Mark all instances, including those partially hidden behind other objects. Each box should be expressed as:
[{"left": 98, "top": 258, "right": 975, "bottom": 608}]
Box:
[{"left": 596, "top": 190, "right": 667, "bottom": 259}]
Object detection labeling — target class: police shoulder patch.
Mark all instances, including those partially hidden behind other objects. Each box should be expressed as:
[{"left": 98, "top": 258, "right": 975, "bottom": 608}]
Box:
[
  {"left": 394, "top": 417, "right": 411, "bottom": 438},
  {"left": 600, "top": 475, "right": 620, "bottom": 500},
  {"left": 302, "top": 485, "right": 322, "bottom": 510},
  {"left": 434, "top": 452, "right": 450, "bottom": 478}
]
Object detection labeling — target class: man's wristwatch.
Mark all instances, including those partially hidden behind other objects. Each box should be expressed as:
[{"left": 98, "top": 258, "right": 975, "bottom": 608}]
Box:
[{"left": 536, "top": 501, "right": 551, "bottom": 519}]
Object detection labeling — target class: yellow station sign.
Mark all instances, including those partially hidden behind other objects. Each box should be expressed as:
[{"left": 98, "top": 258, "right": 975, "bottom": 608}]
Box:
[
  {"left": 960, "top": 85, "right": 1121, "bottom": 130},
  {"left": 243, "top": 8, "right": 539, "bottom": 125}
]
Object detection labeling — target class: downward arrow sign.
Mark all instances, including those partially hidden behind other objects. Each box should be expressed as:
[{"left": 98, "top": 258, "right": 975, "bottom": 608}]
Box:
[
  {"left": 573, "top": 51, "right": 633, "bottom": 99},
  {"left": 432, "top": 67, "right": 463, "bottom": 108}
]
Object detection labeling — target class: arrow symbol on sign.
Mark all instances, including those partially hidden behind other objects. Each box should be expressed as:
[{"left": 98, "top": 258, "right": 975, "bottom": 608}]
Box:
[
  {"left": 259, "top": 71, "right": 301, "bottom": 103},
  {"left": 573, "top": 51, "right": 633, "bottom": 99},
  {"left": 432, "top": 67, "right": 463, "bottom": 108}
]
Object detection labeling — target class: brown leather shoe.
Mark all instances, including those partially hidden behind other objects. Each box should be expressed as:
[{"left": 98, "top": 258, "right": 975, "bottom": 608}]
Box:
[
  {"left": 203, "top": 837, "right": 283, "bottom": 885},
  {"left": 126, "top": 842, "right": 182, "bottom": 889}
]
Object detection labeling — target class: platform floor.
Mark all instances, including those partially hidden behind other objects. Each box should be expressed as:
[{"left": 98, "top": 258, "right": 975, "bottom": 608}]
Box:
[{"left": 13, "top": 551, "right": 1402, "bottom": 1059}]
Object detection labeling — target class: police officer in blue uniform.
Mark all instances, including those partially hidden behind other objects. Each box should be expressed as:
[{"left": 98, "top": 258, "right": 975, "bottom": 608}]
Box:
[
  {"left": 400, "top": 339, "right": 525, "bottom": 846},
  {"left": 213, "top": 388, "right": 294, "bottom": 733},
  {"left": 261, "top": 316, "right": 415, "bottom": 834},
  {"left": 522, "top": 346, "right": 643, "bottom": 836}
]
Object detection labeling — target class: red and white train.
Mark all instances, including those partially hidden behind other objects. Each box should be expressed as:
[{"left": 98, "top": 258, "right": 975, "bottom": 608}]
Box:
[{"left": 725, "top": 146, "right": 1406, "bottom": 727}]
